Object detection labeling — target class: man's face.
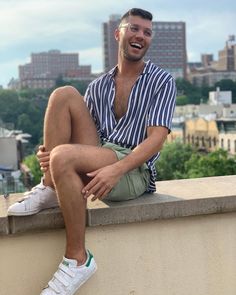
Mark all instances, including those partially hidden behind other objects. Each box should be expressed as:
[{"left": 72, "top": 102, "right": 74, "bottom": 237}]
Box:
[{"left": 116, "top": 15, "right": 153, "bottom": 62}]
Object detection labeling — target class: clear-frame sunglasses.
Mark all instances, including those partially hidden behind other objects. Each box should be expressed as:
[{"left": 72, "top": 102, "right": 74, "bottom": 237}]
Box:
[{"left": 119, "top": 23, "right": 154, "bottom": 38}]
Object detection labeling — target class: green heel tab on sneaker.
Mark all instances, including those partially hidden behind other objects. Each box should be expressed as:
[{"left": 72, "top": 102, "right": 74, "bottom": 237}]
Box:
[{"left": 85, "top": 251, "right": 93, "bottom": 267}]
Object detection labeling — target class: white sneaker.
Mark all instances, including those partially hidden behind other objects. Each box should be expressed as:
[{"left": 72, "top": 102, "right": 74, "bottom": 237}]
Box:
[
  {"left": 40, "top": 250, "right": 97, "bottom": 295},
  {"left": 7, "top": 179, "right": 59, "bottom": 216}
]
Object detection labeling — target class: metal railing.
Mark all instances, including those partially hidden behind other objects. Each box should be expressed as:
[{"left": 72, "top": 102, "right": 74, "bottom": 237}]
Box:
[{"left": 0, "top": 177, "right": 29, "bottom": 195}]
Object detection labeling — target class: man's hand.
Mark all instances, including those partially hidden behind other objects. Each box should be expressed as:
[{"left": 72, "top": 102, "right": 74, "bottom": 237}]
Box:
[
  {"left": 82, "top": 165, "right": 122, "bottom": 201},
  {"left": 37, "top": 145, "right": 51, "bottom": 172}
]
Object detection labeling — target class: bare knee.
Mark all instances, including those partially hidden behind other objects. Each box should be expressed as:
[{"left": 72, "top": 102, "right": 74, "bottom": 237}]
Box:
[
  {"left": 48, "top": 86, "right": 83, "bottom": 108},
  {"left": 50, "top": 144, "right": 75, "bottom": 181}
]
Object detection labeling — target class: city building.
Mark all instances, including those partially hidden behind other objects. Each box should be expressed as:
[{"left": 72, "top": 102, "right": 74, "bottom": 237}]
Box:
[
  {"left": 184, "top": 118, "right": 219, "bottom": 152},
  {"left": 0, "top": 127, "right": 32, "bottom": 194},
  {"left": 146, "top": 21, "right": 187, "bottom": 79},
  {"left": 216, "top": 35, "right": 236, "bottom": 71},
  {"left": 209, "top": 87, "right": 232, "bottom": 105},
  {"left": 190, "top": 70, "right": 236, "bottom": 87},
  {"left": 18, "top": 50, "right": 92, "bottom": 89},
  {"left": 188, "top": 36, "right": 236, "bottom": 86},
  {"left": 216, "top": 118, "right": 236, "bottom": 155},
  {"left": 201, "top": 54, "right": 214, "bottom": 67},
  {"left": 103, "top": 14, "right": 120, "bottom": 72},
  {"left": 103, "top": 15, "right": 187, "bottom": 78}
]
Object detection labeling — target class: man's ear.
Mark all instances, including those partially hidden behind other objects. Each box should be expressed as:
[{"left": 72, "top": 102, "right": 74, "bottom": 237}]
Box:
[{"left": 114, "top": 29, "right": 120, "bottom": 41}]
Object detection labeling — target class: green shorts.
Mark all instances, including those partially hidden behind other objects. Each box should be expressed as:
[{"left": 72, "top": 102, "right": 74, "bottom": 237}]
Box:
[{"left": 101, "top": 142, "right": 150, "bottom": 202}]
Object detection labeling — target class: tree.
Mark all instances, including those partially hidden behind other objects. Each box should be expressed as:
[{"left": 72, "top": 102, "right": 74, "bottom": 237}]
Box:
[
  {"left": 185, "top": 149, "right": 236, "bottom": 178},
  {"left": 155, "top": 141, "right": 194, "bottom": 180},
  {"left": 176, "top": 95, "right": 188, "bottom": 106},
  {"left": 155, "top": 142, "right": 236, "bottom": 181},
  {"left": 23, "top": 154, "right": 42, "bottom": 185},
  {"left": 175, "top": 78, "right": 202, "bottom": 105}
]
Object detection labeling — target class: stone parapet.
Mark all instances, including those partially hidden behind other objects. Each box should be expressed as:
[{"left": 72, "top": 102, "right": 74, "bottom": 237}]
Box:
[{"left": 1, "top": 175, "right": 236, "bottom": 235}]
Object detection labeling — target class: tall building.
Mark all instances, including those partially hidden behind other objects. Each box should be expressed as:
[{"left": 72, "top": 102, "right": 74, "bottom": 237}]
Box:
[
  {"left": 103, "top": 14, "right": 120, "bottom": 72},
  {"left": 201, "top": 54, "right": 214, "bottom": 67},
  {"left": 103, "top": 15, "right": 187, "bottom": 79},
  {"left": 217, "top": 35, "right": 236, "bottom": 71},
  {"left": 146, "top": 21, "right": 187, "bottom": 79},
  {"left": 19, "top": 50, "right": 92, "bottom": 89}
]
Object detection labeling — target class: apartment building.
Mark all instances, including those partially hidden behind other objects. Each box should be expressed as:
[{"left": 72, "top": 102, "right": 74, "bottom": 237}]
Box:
[
  {"left": 189, "top": 36, "right": 236, "bottom": 86},
  {"left": 19, "top": 50, "right": 92, "bottom": 89}
]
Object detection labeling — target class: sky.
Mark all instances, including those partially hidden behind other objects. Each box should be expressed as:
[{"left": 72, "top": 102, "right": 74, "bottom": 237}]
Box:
[{"left": 0, "top": 0, "right": 236, "bottom": 88}]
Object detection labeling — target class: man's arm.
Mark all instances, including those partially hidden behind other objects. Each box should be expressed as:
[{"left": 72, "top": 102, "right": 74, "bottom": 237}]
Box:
[{"left": 82, "top": 125, "right": 168, "bottom": 200}]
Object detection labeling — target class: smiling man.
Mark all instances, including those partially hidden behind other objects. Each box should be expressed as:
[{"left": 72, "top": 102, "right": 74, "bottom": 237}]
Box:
[{"left": 8, "top": 8, "right": 176, "bottom": 295}]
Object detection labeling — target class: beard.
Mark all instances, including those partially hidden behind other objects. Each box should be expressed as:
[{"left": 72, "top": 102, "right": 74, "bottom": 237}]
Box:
[{"left": 121, "top": 44, "right": 149, "bottom": 62}]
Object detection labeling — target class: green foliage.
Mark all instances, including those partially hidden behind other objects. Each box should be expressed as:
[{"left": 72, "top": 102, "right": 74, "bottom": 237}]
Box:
[
  {"left": 23, "top": 154, "right": 42, "bottom": 185},
  {"left": 185, "top": 149, "right": 236, "bottom": 178},
  {"left": 0, "top": 89, "right": 46, "bottom": 149},
  {"left": 156, "top": 142, "right": 236, "bottom": 181},
  {"left": 155, "top": 141, "right": 194, "bottom": 180},
  {"left": 176, "top": 95, "right": 188, "bottom": 106},
  {"left": 175, "top": 78, "right": 236, "bottom": 105},
  {"left": 175, "top": 78, "right": 202, "bottom": 104},
  {"left": 55, "top": 76, "right": 90, "bottom": 96}
]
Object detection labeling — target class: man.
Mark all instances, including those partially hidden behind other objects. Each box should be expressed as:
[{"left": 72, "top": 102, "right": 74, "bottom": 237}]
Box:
[{"left": 8, "top": 8, "right": 176, "bottom": 295}]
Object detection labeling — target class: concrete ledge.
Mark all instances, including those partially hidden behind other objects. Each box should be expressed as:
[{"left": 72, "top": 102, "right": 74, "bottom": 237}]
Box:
[
  {"left": 0, "top": 195, "right": 9, "bottom": 235},
  {"left": 1, "top": 175, "right": 236, "bottom": 235}
]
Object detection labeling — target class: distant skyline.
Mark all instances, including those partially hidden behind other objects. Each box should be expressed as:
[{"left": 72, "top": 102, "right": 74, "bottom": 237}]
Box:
[{"left": 0, "top": 0, "right": 236, "bottom": 87}]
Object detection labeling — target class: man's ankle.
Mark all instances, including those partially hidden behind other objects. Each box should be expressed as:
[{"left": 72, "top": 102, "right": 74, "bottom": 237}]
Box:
[
  {"left": 65, "top": 250, "right": 87, "bottom": 266},
  {"left": 42, "top": 178, "right": 54, "bottom": 189}
]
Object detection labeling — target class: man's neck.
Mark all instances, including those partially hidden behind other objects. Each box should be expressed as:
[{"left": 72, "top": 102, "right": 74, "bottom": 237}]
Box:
[{"left": 116, "top": 59, "right": 145, "bottom": 78}]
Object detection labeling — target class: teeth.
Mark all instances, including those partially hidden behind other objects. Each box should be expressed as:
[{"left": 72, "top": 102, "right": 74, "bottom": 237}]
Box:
[{"left": 130, "top": 43, "right": 142, "bottom": 49}]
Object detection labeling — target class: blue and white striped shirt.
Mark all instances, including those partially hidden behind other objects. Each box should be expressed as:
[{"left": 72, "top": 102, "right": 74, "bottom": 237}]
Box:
[{"left": 84, "top": 60, "right": 176, "bottom": 192}]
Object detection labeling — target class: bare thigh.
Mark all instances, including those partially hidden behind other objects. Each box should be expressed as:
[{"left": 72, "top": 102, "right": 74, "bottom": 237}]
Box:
[
  {"left": 44, "top": 86, "right": 99, "bottom": 149},
  {"left": 50, "top": 143, "right": 119, "bottom": 181}
]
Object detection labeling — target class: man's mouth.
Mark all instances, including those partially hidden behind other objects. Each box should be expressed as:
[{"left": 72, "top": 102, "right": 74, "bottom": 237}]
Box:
[{"left": 130, "top": 42, "right": 143, "bottom": 49}]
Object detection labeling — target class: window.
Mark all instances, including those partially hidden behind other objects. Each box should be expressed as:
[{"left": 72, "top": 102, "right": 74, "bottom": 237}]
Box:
[
  {"left": 221, "top": 138, "right": 224, "bottom": 149},
  {"left": 227, "top": 139, "right": 231, "bottom": 152},
  {"left": 209, "top": 137, "right": 211, "bottom": 148}
]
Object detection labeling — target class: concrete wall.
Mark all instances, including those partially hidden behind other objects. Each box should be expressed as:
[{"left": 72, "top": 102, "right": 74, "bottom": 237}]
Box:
[
  {"left": 0, "top": 137, "right": 18, "bottom": 170},
  {"left": 1, "top": 213, "right": 236, "bottom": 295}
]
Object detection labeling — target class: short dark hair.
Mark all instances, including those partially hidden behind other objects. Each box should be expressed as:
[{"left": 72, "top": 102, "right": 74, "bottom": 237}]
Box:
[{"left": 120, "top": 8, "right": 153, "bottom": 24}]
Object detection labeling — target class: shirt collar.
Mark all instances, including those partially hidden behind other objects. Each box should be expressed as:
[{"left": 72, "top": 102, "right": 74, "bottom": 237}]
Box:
[{"left": 107, "top": 60, "right": 152, "bottom": 77}]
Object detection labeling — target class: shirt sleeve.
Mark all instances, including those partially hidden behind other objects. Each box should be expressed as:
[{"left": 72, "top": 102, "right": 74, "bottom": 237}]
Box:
[
  {"left": 83, "top": 86, "right": 101, "bottom": 135},
  {"left": 147, "top": 77, "right": 176, "bottom": 133}
]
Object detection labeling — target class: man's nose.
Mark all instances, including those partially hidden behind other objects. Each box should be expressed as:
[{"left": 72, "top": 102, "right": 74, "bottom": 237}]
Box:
[{"left": 135, "top": 29, "right": 145, "bottom": 39}]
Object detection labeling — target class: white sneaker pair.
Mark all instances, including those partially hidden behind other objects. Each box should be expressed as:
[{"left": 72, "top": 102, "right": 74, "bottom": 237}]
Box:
[
  {"left": 40, "top": 250, "right": 97, "bottom": 295},
  {"left": 7, "top": 178, "right": 59, "bottom": 216}
]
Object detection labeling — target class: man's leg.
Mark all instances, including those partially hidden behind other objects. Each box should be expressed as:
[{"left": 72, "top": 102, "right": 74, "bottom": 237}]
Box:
[
  {"left": 50, "top": 144, "right": 118, "bottom": 264},
  {"left": 40, "top": 143, "right": 118, "bottom": 295},
  {"left": 8, "top": 86, "right": 99, "bottom": 216},
  {"left": 43, "top": 85, "right": 99, "bottom": 187}
]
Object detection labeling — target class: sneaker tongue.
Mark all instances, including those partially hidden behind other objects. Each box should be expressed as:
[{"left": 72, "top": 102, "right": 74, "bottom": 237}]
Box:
[{"left": 62, "top": 257, "right": 78, "bottom": 267}]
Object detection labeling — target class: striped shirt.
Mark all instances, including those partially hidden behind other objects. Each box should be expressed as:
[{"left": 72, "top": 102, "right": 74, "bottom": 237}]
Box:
[{"left": 84, "top": 60, "right": 176, "bottom": 192}]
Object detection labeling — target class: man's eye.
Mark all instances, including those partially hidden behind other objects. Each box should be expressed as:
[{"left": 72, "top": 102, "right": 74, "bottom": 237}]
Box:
[
  {"left": 144, "top": 30, "right": 152, "bottom": 37},
  {"left": 130, "top": 25, "right": 139, "bottom": 32}
]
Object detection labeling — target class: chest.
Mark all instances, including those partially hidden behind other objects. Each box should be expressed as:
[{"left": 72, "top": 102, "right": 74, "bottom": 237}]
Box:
[{"left": 114, "top": 78, "right": 137, "bottom": 120}]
